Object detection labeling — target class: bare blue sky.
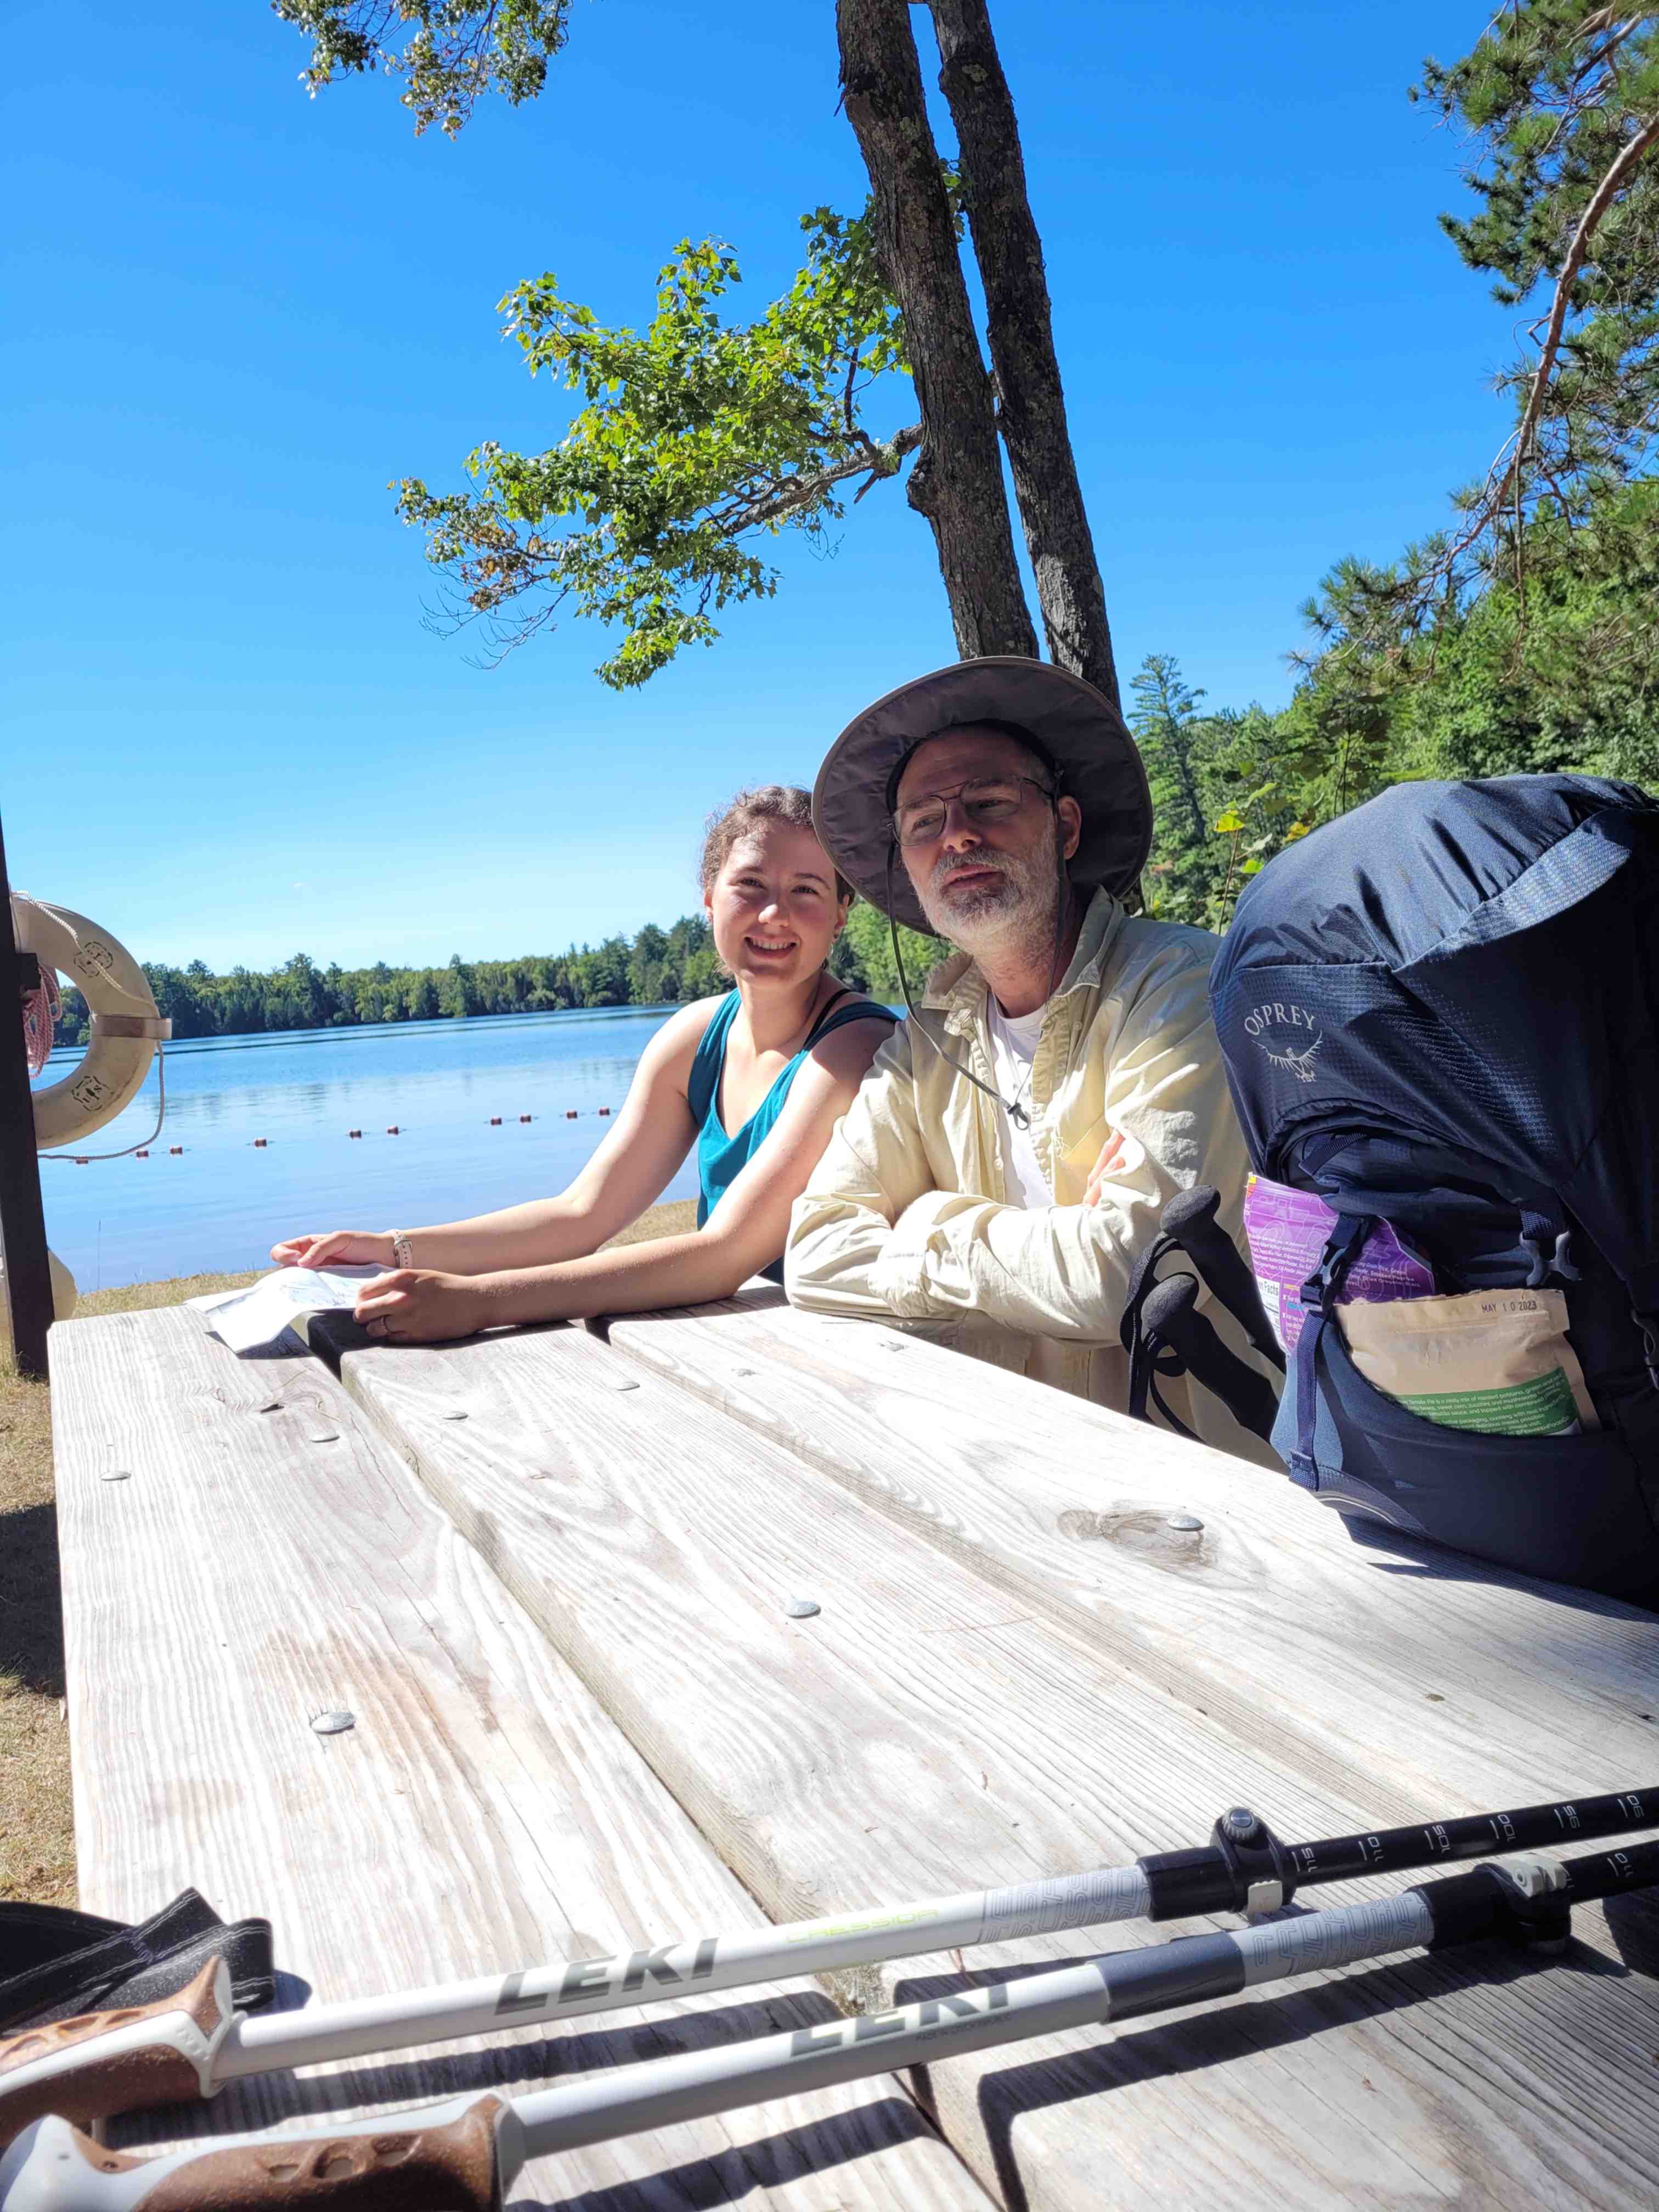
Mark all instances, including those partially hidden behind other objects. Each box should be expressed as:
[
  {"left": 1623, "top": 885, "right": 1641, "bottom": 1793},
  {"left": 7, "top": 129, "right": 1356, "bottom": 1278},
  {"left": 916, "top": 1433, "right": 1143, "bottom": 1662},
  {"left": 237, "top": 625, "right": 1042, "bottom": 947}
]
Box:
[{"left": 5, "top": 2, "right": 1513, "bottom": 968}]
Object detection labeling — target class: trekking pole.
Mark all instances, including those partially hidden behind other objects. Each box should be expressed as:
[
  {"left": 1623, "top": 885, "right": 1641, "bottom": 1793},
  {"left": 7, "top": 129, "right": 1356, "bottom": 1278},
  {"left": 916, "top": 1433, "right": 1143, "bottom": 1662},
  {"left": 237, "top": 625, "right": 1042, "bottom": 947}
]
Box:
[
  {"left": 1138, "top": 1273, "right": 1281, "bottom": 1442},
  {"left": 5, "top": 1836, "right": 1655, "bottom": 2211},
  {"left": 1121, "top": 1186, "right": 1284, "bottom": 1440},
  {"left": 2, "top": 1780, "right": 1652, "bottom": 2146},
  {"left": 1160, "top": 1184, "right": 1285, "bottom": 1372}
]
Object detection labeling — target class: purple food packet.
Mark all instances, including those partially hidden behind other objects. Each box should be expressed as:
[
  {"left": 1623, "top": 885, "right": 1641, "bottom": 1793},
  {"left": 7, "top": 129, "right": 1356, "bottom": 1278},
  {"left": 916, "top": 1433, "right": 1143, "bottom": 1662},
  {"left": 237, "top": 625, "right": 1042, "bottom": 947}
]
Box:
[{"left": 1242, "top": 1175, "right": 1435, "bottom": 1351}]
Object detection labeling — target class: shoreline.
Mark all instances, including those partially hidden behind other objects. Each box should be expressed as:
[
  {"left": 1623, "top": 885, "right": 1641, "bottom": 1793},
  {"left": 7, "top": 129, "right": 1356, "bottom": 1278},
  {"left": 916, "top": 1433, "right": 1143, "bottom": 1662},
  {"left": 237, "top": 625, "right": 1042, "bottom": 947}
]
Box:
[{"left": 40, "top": 999, "right": 686, "bottom": 1064}]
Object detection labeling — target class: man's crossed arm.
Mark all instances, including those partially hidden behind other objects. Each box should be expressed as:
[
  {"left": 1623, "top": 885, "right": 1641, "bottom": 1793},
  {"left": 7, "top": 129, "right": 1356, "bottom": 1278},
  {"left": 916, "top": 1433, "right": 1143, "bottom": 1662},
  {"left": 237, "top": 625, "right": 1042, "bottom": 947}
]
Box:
[{"left": 784, "top": 988, "right": 1249, "bottom": 1343}]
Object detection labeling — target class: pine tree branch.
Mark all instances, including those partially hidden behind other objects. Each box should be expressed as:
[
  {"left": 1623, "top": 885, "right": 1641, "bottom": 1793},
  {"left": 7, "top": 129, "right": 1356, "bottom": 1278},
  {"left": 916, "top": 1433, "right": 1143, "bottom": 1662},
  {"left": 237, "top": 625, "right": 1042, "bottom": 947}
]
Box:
[
  {"left": 1499, "top": 109, "right": 1659, "bottom": 507},
  {"left": 1571, "top": 12, "right": 1649, "bottom": 87},
  {"left": 1410, "top": 103, "right": 1659, "bottom": 610}
]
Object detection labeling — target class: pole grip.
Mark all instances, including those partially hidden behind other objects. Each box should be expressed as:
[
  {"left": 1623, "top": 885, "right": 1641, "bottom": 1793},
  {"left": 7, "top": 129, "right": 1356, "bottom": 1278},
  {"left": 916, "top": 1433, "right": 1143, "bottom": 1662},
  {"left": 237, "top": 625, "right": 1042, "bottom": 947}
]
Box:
[
  {"left": 1160, "top": 1184, "right": 1285, "bottom": 1369},
  {"left": 0, "top": 1961, "right": 232, "bottom": 2147},
  {"left": 1143, "top": 1275, "right": 1282, "bottom": 1443},
  {"left": 0, "top": 2095, "right": 518, "bottom": 2211}
]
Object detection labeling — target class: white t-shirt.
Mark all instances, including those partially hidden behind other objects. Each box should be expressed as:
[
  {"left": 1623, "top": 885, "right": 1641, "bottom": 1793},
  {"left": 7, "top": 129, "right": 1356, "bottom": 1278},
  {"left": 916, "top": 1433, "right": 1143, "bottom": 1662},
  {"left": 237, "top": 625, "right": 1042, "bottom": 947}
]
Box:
[{"left": 986, "top": 999, "right": 1052, "bottom": 1210}]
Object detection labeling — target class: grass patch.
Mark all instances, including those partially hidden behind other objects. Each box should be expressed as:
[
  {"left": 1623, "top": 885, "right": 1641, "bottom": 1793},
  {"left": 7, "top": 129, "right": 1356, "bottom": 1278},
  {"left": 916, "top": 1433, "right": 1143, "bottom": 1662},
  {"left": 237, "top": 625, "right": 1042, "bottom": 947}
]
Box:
[
  {"left": 0, "top": 1359, "right": 70, "bottom": 1903},
  {"left": 0, "top": 1200, "right": 699, "bottom": 1906},
  {"left": 77, "top": 1268, "right": 263, "bottom": 1318}
]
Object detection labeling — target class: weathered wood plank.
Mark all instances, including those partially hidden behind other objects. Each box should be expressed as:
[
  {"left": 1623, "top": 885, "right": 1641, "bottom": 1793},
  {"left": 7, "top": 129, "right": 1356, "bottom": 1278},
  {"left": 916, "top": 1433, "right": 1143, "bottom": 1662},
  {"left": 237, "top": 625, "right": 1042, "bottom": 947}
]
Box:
[
  {"left": 604, "top": 1288, "right": 1659, "bottom": 1812},
  {"left": 317, "top": 1312, "right": 1659, "bottom": 2211},
  {"left": 49, "top": 1308, "right": 992, "bottom": 2212}
]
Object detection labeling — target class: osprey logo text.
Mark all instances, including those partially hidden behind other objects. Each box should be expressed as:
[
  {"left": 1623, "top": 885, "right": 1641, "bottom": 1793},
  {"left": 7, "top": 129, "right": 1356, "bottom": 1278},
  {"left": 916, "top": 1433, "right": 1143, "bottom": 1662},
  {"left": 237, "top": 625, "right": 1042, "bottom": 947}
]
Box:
[{"left": 1244, "top": 1001, "right": 1323, "bottom": 1084}]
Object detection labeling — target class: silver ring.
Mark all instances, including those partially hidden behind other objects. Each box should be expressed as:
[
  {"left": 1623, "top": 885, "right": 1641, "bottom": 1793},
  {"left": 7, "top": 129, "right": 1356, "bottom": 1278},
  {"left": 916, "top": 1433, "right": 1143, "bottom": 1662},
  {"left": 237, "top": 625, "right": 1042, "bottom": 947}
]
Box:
[{"left": 367, "top": 1314, "right": 391, "bottom": 1338}]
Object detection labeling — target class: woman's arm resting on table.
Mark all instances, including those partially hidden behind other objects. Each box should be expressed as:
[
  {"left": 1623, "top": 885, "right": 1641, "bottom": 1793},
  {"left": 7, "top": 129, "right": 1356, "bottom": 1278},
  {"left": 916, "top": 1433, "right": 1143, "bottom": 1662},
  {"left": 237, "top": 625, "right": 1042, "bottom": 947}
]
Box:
[
  {"left": 353, "top": 1015, "right": 894, "bottom": 1340},
  {"left": 272, "top": 1004, "right": 711, "bottom": 1275}
]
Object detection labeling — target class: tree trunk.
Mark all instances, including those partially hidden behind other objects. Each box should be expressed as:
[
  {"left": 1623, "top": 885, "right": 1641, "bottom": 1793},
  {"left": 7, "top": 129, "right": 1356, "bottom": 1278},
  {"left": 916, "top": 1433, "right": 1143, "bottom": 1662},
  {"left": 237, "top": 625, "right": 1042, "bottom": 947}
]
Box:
[
  {"left": 926, "top": 0, "right": 1120, "bottom": 707},
  {"left": 836, "top": 0, "right": 1038, "bottom": 663}
]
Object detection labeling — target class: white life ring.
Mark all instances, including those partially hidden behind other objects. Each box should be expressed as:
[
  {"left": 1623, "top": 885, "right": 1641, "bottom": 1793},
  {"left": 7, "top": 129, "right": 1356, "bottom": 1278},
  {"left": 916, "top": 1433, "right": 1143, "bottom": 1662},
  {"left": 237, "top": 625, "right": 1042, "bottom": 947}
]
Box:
[{"left": 14, "top": 895, "right": 172, "bottom": 1149}]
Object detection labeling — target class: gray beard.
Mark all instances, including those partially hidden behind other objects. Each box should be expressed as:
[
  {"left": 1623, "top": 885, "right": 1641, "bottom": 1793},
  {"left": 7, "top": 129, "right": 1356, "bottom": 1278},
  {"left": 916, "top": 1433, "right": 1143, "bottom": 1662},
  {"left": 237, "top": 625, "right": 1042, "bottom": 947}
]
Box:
[{"left": 918, "top": 836, "right": 1063, "bottom": 967}]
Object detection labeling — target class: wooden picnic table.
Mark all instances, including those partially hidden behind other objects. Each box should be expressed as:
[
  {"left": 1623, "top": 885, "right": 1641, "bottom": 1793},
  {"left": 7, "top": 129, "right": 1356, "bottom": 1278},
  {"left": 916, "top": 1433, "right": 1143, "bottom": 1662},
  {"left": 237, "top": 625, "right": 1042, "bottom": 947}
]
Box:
[
  {"left": 47, "top": 1284, "right": 1659, "bottom": 2210},
  {"left": 49, "top": 1308, "right": 985, "bottom": 2212}
]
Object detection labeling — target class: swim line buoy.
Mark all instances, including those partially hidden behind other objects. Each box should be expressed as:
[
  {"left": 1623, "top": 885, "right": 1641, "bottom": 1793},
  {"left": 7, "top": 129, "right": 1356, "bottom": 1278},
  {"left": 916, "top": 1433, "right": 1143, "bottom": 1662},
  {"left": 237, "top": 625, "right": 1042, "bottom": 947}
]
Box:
[{"left": 14, "top": 894, "right": 171, "bottom": 1149}]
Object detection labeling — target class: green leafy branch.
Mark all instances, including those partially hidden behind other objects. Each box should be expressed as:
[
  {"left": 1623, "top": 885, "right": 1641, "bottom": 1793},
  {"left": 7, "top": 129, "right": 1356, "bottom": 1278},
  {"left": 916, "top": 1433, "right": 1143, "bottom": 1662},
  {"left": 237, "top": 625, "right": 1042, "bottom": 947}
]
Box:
[
  {"left": 272, "top": 1, "right": 569, "bottom": 136},
  {"left": 1209, "top": 794, "right": 1308, "bottom": 921},
  {"left": 394, "top": 206, "right": 927, "bottom": 686}
]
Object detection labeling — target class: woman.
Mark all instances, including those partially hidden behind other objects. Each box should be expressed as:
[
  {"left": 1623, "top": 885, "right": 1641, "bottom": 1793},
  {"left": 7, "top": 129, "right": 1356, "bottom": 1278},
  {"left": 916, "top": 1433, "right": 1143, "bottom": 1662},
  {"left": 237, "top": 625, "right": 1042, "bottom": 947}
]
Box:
[{"left": 271, "top": 787, "right": 896, "bottom": 1342}]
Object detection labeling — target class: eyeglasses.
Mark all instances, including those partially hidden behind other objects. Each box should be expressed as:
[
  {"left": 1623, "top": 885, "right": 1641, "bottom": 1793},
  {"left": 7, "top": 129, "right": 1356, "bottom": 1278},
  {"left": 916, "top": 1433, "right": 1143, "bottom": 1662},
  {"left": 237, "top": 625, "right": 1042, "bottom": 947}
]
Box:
[{"left": 890, "top": 775, "right": 1056, "bottom": 848}]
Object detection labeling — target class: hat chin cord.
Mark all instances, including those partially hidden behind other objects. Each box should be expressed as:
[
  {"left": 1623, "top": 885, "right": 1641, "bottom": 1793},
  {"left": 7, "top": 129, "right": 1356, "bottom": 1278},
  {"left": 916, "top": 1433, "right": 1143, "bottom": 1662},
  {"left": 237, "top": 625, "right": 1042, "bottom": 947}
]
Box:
[{"left": 883, "top": 838, "right": 1073, "bottom": 1133}]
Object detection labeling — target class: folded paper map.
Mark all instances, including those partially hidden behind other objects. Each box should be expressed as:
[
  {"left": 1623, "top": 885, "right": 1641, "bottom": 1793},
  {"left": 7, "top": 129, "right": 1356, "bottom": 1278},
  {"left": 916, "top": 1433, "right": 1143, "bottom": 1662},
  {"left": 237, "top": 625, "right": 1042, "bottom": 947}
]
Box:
[{"left": 189, "top": 1265, "right": 387, "bottom": 1355}]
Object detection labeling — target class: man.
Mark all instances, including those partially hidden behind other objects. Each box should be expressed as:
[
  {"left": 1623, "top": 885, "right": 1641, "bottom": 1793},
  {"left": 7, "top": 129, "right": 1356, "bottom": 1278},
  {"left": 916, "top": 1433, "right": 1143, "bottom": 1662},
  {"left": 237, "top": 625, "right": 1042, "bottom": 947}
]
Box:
[{"left": 785, "top": 656, "right": 1276, "bottom": 1463}]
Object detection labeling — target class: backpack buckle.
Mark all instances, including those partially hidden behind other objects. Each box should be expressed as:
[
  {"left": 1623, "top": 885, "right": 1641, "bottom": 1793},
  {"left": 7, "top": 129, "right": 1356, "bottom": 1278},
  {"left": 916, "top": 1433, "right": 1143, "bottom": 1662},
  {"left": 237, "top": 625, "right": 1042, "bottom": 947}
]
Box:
[
  {"left": 1522, "top": 1229, "right": 1581, "bottom": 1288},
  {"left": 1299, "top": 1214, "right": 1370, "bottom": 1321}
]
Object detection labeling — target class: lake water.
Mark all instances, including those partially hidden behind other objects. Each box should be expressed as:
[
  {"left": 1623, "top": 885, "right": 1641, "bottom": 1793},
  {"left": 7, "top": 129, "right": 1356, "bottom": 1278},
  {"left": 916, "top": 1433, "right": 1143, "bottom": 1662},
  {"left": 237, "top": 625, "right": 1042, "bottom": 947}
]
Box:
[{"left": 32, "top": 1007, "right": 697, "bottom": 1291}]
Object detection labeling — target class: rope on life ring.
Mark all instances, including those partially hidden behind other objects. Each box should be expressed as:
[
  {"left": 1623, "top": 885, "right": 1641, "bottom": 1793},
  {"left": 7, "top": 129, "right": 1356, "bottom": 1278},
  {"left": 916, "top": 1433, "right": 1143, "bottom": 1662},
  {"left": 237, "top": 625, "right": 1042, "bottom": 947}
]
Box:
[
  {"left": 21, "top": 960, "right": 59, "bottom": 1075},
  {"left": 13, "top": 895, "right": 172, "bottom": 1154}
]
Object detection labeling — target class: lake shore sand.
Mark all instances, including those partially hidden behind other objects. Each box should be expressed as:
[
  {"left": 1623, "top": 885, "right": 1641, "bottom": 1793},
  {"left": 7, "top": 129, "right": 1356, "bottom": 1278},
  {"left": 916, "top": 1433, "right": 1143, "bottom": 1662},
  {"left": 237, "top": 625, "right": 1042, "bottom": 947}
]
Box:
[{"left": 0, "top": 1199, "right": 696, "bottom": 1904}]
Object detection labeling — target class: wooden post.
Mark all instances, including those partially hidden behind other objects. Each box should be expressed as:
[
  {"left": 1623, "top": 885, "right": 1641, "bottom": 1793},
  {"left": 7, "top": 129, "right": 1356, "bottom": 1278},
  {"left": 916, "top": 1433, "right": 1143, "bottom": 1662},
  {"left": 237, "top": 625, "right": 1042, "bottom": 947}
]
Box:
[{"left": 0, "top": 805, "right": 53, "bottom": 1378}]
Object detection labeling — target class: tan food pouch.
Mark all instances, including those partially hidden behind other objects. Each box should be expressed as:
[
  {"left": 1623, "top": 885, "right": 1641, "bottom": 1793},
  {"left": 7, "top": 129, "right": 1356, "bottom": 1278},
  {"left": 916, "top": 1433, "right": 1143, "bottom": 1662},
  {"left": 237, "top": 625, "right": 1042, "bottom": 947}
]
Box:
[{"left": 1339, "top": 1287, "right": 1600, "bottom": 1437}]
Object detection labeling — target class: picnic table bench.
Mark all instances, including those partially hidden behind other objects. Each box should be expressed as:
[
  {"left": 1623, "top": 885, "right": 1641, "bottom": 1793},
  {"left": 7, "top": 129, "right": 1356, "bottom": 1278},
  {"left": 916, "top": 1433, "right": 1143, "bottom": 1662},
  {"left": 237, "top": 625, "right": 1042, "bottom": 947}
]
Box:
[{"left": 46, "top": 1282, "right": 1659, "bottom": 2209}]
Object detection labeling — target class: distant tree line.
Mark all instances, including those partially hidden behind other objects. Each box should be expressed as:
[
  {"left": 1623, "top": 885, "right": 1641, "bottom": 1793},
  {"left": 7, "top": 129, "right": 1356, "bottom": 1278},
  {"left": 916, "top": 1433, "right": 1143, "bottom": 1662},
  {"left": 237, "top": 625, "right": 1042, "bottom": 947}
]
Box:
[{"left": 48, "top": 914, "right": 743, "bottom": 1047}]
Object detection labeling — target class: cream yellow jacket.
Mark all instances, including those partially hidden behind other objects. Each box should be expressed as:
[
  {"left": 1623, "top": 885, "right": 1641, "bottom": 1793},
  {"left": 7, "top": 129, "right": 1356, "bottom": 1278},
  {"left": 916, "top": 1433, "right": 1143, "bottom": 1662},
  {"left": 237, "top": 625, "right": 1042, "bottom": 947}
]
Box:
[{"left": 785, "top": 888, "right": 1280, "bottom": 1465}]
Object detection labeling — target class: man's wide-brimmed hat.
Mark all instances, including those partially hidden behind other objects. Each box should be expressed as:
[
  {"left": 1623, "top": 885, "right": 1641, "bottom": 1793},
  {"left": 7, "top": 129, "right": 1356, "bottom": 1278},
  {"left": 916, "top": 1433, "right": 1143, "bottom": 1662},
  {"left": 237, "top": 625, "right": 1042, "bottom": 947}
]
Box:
[{"left": 812, "top": 657, "right": 1154, "bottom": 936}]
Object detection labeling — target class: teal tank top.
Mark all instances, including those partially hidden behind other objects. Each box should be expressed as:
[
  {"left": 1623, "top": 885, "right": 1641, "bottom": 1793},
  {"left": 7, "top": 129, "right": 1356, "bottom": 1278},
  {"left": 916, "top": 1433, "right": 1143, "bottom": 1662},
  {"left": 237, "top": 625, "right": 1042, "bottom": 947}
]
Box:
[{"left": 687, "top": 987, "right": 895, "bottom": 1283}]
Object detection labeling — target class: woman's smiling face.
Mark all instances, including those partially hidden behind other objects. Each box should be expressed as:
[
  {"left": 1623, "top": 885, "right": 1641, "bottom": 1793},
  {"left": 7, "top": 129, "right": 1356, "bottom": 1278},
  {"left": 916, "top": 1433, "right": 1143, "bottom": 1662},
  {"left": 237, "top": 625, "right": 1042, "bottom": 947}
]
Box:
[{"left": 705, "top": 822, "right": 848, "bottom": 988}]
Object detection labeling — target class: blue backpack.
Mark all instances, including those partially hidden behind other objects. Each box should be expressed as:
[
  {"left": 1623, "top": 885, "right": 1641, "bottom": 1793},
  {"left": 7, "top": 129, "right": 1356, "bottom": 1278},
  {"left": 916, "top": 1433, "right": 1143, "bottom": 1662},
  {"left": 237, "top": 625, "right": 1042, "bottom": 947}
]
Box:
[{"left": 1208, "top": 774, "right": 1659, "bottom": 1604}]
